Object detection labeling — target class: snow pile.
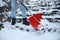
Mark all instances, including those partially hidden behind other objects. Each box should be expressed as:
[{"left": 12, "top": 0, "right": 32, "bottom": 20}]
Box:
[
  {"left": 38, "top": 19, "right": 49, "bottom": 30},
  {"left": 0, "top": 0, "right": 8, "bottom": 7},
  {"left": 40, "top": 19, "right": 49, "bottom": 27}
]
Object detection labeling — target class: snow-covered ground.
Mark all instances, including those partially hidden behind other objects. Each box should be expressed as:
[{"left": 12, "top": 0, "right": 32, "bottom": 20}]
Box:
[
  {"left": 0, "top": 0, "right": 60, "bottom": 40},
  {"left": 0, "top": 21, "right": 60, "bottom": 40}
]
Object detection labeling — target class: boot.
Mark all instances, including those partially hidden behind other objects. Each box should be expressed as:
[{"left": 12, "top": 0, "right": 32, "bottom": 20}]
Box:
[
  {"left": 7, "top": 17, "right": 11, "bottom": 22},
  {"left": 11, "top": 18, "right": 16, "bottom": 25},
  {"left": 23, "top": 18, "right": 30, "bottom": 26},
  {"left": 0, "top": 24, "right": 4, "bottom": 29}
]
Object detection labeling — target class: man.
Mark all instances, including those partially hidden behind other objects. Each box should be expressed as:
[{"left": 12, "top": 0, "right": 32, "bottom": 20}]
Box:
[{"left": 11, "top": 0, "right": 29, "bottom": 25}]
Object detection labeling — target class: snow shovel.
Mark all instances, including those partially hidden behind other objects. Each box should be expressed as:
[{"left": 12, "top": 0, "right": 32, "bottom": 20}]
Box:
[
  {"left": 21, "top": 2, "right": 28, "bottom": 11},
  {"left": 28, "top": 13, "right": 43, "bottom": 30}
]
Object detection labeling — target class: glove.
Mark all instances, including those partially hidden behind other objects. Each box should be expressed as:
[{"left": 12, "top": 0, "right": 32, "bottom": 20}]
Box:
[{"left": 19, "top": 0, "right": 23, "bottom": 3}]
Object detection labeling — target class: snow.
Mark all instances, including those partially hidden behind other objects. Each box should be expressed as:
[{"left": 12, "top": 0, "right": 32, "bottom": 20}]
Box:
[
  {"left": 0, "top": 28, "right": 60, "bottom": 40},
  {"left": 0, "top": 21, "right": 60, "bottom": 40},
  {"left": 0, "top": 0, "right": 60, "bottom": 40},
  {"left": 0, "top": 0, "right": 8, "bottom": 7}
]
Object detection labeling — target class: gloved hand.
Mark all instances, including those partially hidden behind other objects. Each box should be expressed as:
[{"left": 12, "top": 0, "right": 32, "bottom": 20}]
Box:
[{"left": 19, "top": 0, "right": 23, "bottom": 3}]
